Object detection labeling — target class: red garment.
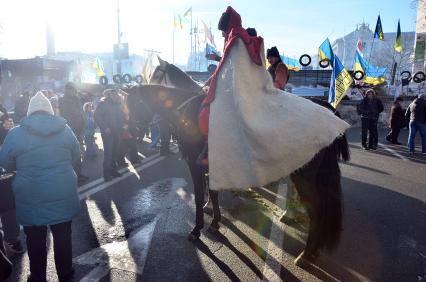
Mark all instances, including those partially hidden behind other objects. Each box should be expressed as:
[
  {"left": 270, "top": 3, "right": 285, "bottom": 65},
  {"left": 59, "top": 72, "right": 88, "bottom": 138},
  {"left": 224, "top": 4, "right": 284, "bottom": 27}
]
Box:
[
  {"left": 198, "top": 6, "right": 264, "bottom": 136},
  {"left": 274, "top": 63, "right": 289, "bottom": 90}
]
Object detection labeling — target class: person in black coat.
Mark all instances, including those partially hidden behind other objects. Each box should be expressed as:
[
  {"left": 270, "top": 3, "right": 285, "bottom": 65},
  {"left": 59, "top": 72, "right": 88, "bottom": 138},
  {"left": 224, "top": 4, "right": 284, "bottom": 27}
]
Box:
[
  {"left": 59, "top": 83, "right": 89, "bottom": 182},
  {"left": 0, "top": 167, "right": 14, "bottom": 281},
  {"left": 357, "top": 89, "right": 384, "bottom": 150},
  {"left": 386, "top": 97, "right": 405, "bottom": 144},
  {"left": 94, "top": 89, "right": 125, "bottom": 181},
  {"left": 14, "top": 92, "right": 30, "bottom": 122}
]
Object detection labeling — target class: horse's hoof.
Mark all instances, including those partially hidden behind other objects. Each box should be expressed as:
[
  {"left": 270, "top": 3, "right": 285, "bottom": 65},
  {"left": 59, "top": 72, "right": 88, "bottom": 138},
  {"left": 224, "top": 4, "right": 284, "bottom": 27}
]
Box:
[
  {"left": 187, "top": 232, "right": 200, "bottom": 242},
  {"left": 207, "top": 222, "right": 220, "bottom": 234},
  {"left": 294, "top": 251, "right": 318, "bottom": 268},
  {"left": 280, "top": 214, "right": 298, "bottom": 225},
  {"left": 187, "top": 227, "right": 201, "bottom": 242}
]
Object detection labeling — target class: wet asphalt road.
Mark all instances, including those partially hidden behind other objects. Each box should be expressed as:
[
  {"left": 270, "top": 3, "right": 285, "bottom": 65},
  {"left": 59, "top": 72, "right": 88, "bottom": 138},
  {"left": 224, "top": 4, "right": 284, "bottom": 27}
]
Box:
[{"left": 3, "top": 127, "right": 426, "bottom": 282}]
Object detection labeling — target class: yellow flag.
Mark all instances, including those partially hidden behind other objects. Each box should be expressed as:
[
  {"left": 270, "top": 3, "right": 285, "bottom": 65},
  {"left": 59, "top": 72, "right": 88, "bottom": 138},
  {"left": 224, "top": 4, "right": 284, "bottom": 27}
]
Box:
[{"left": 92, "top": 57, "right": 105, "bottom": 77}]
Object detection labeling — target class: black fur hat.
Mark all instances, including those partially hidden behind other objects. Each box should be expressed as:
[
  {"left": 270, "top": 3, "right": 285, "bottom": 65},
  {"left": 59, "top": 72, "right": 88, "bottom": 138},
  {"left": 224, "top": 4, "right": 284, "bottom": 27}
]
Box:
[
  {"left": 218, "top": 11, "right": 230, "bottom": 32},
  {"left": 246, "top": 28, "right": 257, "bottom": 36},
  {"left": 266, "top": 46, "right": 280, "bottom": 58}
]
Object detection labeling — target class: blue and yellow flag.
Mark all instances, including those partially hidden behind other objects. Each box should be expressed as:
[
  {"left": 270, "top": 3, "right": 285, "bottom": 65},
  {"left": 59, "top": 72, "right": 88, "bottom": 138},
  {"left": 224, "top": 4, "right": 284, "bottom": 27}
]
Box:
[
  {"left": 354, "top": 50, "right": 387, "bottom": 85},
  {"left": 183, "top": 8, "right": 192, "bottom": 18},
  {"left": 328, "top": 56, "right": 353, "bottom": 108},
  {"left": 374, "top": 15, "right": 384, "bottom": 40},
  {"left": 394, "top": 20, "right": 402, "bottom": 52},
  {"left": 318, "top": 38, "right": 335, "bottom": 65},
  {"left": 92, "top": 57, "right": 105, "bottom": 77},
  {"left": 174, "top": 13, "right": 184, "bottom": 29},
  {"left": 281, "top": 55, "right": 301, "bottom": 71},
  {"left": 205, "top": 43, "right": 219, "bottom": 58}
]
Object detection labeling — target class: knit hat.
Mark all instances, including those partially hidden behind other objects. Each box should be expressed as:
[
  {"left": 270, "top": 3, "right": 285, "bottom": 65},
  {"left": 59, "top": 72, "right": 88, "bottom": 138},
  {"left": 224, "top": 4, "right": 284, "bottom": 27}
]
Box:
[
  {"left": 27, "top": 91, "right": 54, "bottom": 116},
  {"left": 365, "top": 88, "right": 376, "bottom": 96},
  {"left": 267, "top": 46, "right": 280, "bottom": 58}
]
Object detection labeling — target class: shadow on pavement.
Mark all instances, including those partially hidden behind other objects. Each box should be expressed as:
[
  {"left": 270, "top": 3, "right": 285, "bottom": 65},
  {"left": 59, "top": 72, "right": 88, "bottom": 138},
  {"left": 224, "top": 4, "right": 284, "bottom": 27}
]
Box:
[
  {"left": 207, "top": 195, "right": 305, "bottom": 281},
  {"left": 316, "top": 177, "right": 426, "bottom": 282},
  {"left": 194, "top": 239, "right": 241, "bottom": 281},
  {"left": 343, "top": 162, "right": 390, "bottom": 175}
]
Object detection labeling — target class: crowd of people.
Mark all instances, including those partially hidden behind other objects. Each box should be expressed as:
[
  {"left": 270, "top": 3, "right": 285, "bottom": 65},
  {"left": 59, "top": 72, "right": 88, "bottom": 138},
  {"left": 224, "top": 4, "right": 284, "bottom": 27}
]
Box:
[
  {"left": 0, "top": 84, "right": 173, "bottom": 281},
  {"left": 357, "top": 89, "right": 426, "bottom": 155},
  {"left": 0, "top": 5, "right": 425, "bottom": 281}
]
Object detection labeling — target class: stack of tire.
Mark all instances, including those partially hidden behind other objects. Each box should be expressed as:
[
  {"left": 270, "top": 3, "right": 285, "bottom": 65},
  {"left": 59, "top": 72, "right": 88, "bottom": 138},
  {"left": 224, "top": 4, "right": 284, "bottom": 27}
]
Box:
[{"left": 98, "top": 74, "right": 144, "bottom": 85}]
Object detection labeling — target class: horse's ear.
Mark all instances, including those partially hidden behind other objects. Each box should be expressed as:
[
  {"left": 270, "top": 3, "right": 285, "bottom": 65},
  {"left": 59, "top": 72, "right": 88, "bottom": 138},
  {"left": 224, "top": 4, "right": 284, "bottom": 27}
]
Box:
[{"left": 157, "top": 56, "right": 168, "bottom": 68}]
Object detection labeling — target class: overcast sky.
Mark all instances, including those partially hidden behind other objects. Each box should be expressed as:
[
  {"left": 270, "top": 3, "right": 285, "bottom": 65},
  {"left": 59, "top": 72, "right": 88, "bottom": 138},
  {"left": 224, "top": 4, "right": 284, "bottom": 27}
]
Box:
[{"left": 0, "top": 0, "right": 418, "bottom": 65}]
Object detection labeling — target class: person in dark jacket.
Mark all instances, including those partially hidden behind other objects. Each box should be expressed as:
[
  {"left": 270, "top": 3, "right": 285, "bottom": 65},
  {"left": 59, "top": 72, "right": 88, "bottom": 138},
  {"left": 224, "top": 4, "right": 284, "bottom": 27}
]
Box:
[
  {"left": 405, "top": 94, "right": 426, "bottom": 155},
  {"left": 83, "top": 102, "right": 97, "bottom": 158},
  {"left": 94, "top": 89, "right": 125, "bottom": 181},
  {"left": 0, "top": 91, "right": 80, "bottom": 282},
  {"left": 59, "top": 82, "right": 88, "bottom": 182},
  {"left": 116, "top": 95, "right": 140, "bottom": 165},
  {"left": 357, "top": 88, "right": 384, "bottom": 150},
  {"left": 0, "top": 168, "right": 14, "bottom": 281},
  {"left": 0, "top": 116, "right": 24, "bottom": 255},
  {"left": 14, "top": 92, "right": 30, "bottom": 122},
  {"left": 0, "top": 116, "right": 12, "bottom": 144},
  {"left": 267, "top": 46, "right": 289, "bottom": 90},
  {"left": 0, "top": 229, "right": 12, "bottom": 280},
  {"left": 386, "top": 97, "right": 405, "bottom": 144}
]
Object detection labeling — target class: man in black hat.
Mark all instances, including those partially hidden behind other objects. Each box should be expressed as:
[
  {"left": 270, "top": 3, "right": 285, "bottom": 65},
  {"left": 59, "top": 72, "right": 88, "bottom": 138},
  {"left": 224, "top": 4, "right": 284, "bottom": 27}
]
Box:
[
  {"left": 94, "top": 89, "right": 125, "bottom": 181},
  {"left": 267, "top": 46, "right": 289, "bottom": 90},
  {"left": 59, "top": 82, "right": 89, "bottom": 183}
]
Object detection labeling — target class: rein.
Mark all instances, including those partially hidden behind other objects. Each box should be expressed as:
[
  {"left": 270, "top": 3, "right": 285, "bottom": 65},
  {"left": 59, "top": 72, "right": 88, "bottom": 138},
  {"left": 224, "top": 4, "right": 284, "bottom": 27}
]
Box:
[{"left": 176, "top": 92, "right": 205, "bottom": 113}]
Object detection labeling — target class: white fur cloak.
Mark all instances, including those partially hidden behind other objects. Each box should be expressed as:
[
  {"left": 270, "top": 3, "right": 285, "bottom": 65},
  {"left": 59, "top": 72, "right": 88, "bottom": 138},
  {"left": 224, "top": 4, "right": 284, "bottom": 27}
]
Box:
[{"left": 208, "top": 39, "right": 350, "bottom": 191}]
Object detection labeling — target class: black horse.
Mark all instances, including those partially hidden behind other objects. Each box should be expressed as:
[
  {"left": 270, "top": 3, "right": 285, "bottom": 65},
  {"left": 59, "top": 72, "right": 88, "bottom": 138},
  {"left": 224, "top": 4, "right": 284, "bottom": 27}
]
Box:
[{"left": 124, "top": 61, "right": 350, "bottom": 266}]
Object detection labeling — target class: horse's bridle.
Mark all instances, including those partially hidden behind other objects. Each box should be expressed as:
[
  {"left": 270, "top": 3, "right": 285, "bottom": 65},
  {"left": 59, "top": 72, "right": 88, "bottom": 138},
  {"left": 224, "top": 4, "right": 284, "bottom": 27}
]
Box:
[{"left": 150, "top": 63, "right": 205, "bottom": 131}]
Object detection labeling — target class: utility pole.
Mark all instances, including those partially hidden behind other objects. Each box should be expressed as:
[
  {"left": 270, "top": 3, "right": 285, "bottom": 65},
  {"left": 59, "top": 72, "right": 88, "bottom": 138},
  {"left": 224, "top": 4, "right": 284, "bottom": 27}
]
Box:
[{"left": 116, "top": 0, "right": 122, "bottom": 75}]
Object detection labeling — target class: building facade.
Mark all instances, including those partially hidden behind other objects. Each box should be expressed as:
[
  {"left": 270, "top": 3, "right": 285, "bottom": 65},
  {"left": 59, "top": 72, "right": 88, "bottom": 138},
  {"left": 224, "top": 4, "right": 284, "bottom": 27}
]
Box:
[
  {"left": 331, "top": 23, "right": 415, "bottom": 78},
  {"left": 413, "top": 0, "right": 426, "bottom": 73}
]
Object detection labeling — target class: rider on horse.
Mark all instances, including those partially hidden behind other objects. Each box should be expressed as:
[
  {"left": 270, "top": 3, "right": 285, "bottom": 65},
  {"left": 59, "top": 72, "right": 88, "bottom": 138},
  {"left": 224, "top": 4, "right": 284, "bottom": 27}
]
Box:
[{"left": 198, "top": 6, "right": 263, "bottom": 137}]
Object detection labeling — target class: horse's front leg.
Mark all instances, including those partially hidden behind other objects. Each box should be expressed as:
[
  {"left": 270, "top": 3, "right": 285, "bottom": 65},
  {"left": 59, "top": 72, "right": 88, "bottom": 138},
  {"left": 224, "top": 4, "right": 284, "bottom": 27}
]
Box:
[
  {"left": 207, "top": 190, "right": 221, "bottom": 232},
  {"left": 187, "top": 160, "right": 205, "bottom": 241}
]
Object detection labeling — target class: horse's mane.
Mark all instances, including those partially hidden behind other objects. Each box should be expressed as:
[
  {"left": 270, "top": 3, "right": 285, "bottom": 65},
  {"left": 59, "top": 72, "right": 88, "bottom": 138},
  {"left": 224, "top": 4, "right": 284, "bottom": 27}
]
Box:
[{"left": 150, "top": 60, "right": 202, "bottom": 93}]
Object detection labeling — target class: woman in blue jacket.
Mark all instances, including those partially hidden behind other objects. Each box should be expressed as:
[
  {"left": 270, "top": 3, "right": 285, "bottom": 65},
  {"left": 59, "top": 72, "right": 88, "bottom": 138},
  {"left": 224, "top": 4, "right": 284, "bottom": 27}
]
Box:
[{"left": 0, "top": 91, "right": 80, "bottom": 282}]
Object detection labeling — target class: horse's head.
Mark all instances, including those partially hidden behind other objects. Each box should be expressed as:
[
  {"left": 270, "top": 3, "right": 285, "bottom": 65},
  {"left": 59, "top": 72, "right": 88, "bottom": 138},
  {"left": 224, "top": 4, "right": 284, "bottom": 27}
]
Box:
[
  {"left": 150, "top": 58, "right": 202, "bottom": 93},
  {"left": 122, "top": 84, "right": 204, "bottom": 143}
]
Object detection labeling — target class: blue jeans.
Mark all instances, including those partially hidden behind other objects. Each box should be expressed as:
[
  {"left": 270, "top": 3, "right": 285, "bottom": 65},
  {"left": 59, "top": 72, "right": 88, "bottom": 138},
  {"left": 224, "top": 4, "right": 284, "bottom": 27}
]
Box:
[
  {"left": 149, "top": 125, "right": 160, "bottom": 148},
  {"left": 408, "top": 121, "right": 426, "bottom": 153}
]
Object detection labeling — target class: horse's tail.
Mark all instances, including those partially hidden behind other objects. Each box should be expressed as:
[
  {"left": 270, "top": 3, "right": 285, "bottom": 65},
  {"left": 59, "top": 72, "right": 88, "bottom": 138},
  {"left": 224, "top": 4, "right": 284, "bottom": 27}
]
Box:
[
  {"left": 337, "top": 133, "right": 350, "bottom": 162},
  {"left": 315, "top": 137, "right": 344, "bottom": 252}
]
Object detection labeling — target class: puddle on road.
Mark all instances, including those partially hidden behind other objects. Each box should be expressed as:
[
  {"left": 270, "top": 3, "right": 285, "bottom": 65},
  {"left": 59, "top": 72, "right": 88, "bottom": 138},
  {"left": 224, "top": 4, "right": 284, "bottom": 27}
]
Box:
[
  {"left": 131, "top": 178, "right": 188, "bottom": 209},
  {"left": 145, "top": 177, "right": 188, "bottom": 197}
]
